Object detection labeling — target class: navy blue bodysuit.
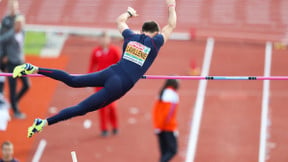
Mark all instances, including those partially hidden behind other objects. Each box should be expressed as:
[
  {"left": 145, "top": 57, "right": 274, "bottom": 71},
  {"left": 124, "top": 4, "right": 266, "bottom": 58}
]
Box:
[{"left": 40, "top": 29, "right": 164, "bottom": 125}]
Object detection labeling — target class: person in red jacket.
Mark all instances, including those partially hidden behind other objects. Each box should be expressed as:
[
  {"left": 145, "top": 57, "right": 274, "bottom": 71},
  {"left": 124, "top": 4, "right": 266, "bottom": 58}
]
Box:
[
  {"left": 152, "top": 79, "right": 179, "bottom": 162},
  {"left": 88, "top": 31, "right": 121, "bottom": 136}
]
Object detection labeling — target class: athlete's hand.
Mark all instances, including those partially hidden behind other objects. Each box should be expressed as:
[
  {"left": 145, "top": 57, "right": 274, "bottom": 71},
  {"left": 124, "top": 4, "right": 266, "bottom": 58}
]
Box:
[{"left": 127, "top": 7, "right": 138, "bottom": 17}]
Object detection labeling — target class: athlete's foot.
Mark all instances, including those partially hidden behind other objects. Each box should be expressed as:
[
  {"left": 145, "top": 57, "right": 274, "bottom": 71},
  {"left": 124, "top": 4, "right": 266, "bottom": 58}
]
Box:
[
  {"left": 13, "top": 63, "right": 38, "bottom": 78},
  {"left": 27, "top": 118, "right": 46, "bottom": 138}
]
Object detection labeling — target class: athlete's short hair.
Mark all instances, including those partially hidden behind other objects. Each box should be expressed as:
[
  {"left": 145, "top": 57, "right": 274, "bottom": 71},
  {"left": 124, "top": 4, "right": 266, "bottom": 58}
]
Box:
[{"left": 141, "top": 21, "right": 160, "bottom": 33}]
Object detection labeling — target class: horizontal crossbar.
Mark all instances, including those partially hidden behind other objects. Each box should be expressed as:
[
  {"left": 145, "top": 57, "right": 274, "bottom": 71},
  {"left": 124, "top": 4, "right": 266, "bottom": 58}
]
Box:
[{"left": 1, "top": 73, "right": 288, "bottom": 80}]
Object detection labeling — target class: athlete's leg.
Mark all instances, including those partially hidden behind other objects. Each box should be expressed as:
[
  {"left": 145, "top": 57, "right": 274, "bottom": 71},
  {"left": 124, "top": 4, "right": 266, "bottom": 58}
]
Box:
[
  {"left": 47, "top": 88, "right": 112, "bottom": 125},
  {"left": 27, "top": 88, "right": 113, "bottom": 138},
  {"left": 38, "top": 68, "right": 111, "bottom": 88},
  {"left": 48, "top": 74, "right": 127, "bottom": 125},
  {"left": 27, "top": 74, "right": 133, "bottom": 138},
  {"left": 13, "top": 63, "right": 112, "bottom": 88}
]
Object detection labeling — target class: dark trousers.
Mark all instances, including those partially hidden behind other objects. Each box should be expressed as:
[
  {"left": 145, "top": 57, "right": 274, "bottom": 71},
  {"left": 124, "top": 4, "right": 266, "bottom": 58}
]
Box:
[
  {"left": 157, "top": 131, "right": 178, "bottom": 162},
  {"left": 0, "top": 61, "right": 6, "bottom": 93},
  {"left": 7, "top": 63, "right": 30, "bottom": 113},
  {"left": 38, "top": 67, "right": 134, "bottom": 125},
  {"left": 0, "top": 77, "right": 4, "bottom": 94}
]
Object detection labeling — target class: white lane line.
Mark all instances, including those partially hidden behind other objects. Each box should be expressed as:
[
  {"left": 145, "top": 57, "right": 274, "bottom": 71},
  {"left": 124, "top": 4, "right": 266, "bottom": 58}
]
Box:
[
  {"left": 259, "top": 42, "right": 272, "bottom": 162},
  {"left": 71, "top": 151, "right": 78, "bottom": 162},
  {"left": 185, "top": 37, "right": 214, "bottom": 162},
  {"left": 32, "top": 139, "right": 47, "bottom": 162}
]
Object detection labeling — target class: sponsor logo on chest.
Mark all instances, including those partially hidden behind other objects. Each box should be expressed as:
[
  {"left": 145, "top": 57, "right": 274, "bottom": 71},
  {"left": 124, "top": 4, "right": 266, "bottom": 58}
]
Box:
[{"left": 123, "top": 41, "right": 151, "bottom": 66}]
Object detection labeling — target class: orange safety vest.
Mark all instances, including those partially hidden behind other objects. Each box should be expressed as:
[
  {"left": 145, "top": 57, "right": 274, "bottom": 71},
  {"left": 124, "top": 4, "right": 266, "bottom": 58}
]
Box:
[{"left": 152, "top": 88, "right": 179, "bottom": 132}]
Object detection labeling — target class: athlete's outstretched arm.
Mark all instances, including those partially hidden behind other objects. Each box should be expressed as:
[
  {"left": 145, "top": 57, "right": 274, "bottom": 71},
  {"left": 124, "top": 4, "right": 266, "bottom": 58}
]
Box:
[
  {"left": 116, "top": 7, "right": 137, "bottom": 33},
  {"left": 161, "top": 0, "right": 177, "bottom": 43}
]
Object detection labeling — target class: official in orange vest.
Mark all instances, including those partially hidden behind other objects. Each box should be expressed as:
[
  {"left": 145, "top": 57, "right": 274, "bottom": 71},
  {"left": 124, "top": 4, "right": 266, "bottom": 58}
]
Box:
[{"left": 153, "top": 79, "right": 179, "bottom": 162}]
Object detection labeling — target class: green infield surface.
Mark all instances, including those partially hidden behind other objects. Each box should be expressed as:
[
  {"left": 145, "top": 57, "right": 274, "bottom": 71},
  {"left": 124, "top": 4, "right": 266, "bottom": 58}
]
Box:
[{"left": 24, "top": 31, "right": 46, "bottom": 56}]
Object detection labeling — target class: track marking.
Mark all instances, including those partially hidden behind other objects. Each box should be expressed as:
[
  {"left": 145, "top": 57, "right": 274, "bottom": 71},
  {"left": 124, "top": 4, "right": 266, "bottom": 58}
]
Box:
[
  {"left": 185, "top": 37, "right": 214, "bottom": 162},
  {"left": 258, "top": 42, "right": 272, "bottom": 162},
  {"left": 32, "top": 139, "right": 47, "bottom": 162},
  {"left": 71, "top": 151, "right": 78, "bottom": 162}
]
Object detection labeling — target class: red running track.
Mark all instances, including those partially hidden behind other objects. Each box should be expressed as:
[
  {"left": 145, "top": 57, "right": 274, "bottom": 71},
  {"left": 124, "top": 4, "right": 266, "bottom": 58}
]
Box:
[
  {"left": 268, "top": 46, "right": 288, "bottom": 162},
  {"left": 195, "top": 40, "right": 265, "bottom": 162},
  {"left": 0, "top": 36, "right": 287, "bottom": 162},
  {"left": 25, "top": 38, "right": 288, "bottom": 162}
]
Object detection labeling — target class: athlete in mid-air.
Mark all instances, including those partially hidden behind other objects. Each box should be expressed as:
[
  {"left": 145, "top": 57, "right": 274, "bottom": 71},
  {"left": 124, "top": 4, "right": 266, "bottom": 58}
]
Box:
[{"left": 13, "top": 0, "right": 177, "bottom": 138}]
